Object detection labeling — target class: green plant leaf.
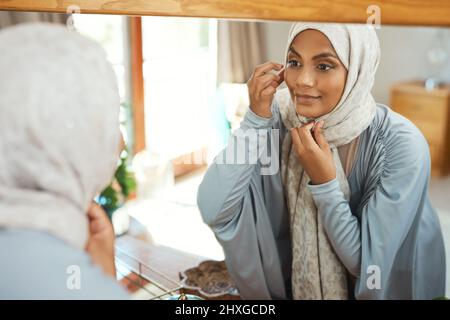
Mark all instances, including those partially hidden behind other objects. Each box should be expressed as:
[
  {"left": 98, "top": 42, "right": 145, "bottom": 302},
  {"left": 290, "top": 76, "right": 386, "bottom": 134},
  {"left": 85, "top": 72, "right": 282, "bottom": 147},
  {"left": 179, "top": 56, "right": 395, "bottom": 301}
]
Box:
[{"left": 99, "top": 143, "right": 136, "bottom": 219}]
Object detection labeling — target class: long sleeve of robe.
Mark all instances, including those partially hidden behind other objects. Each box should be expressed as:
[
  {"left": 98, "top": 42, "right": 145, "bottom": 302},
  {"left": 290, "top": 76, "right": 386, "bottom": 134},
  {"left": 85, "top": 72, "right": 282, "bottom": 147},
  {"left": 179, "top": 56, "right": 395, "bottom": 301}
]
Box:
[{"left": 197, "top": 101, "right": 446, "bottom": 300}]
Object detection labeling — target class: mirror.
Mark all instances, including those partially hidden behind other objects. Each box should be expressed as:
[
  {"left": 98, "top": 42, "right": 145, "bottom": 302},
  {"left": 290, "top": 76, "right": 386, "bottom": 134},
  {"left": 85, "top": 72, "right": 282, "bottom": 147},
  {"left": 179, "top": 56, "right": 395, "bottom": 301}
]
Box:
[{"left": 1, "top": 6, "right": 449, "bottom": 300}]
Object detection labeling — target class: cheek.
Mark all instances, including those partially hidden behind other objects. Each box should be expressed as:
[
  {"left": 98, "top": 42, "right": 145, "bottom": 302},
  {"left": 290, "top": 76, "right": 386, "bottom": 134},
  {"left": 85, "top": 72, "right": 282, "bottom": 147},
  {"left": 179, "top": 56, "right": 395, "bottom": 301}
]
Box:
[
  {"left": 285, "top": 70, "right": 297, "bottom": 93},
  {"left": 319, "top": 73, "right": 346, "bottom": 101}
]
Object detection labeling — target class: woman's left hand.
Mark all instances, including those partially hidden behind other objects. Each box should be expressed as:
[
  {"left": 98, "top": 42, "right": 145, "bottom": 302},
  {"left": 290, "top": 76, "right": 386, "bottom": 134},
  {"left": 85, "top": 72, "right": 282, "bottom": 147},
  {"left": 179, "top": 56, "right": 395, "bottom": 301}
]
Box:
[{"left": 290, "top": 120, "right": 336, "bottom": 185}]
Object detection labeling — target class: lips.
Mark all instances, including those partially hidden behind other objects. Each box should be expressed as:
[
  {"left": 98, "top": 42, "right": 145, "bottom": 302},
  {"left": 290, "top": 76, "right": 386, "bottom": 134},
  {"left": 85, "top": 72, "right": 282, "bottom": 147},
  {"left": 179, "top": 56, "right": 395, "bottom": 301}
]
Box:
[
  {"left": 295, "top": 94, "right": 321, "bottom": 105},
  {"left": 296, "top": 94, "right": 321, "bottom": 99}
]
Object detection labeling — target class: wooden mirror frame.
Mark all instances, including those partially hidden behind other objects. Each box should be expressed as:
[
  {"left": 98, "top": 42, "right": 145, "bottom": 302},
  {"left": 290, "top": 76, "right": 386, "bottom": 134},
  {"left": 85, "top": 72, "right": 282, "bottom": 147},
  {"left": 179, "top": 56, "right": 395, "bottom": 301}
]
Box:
[{"left": 1, "top": 0, "right": 449, "bottom": 27}]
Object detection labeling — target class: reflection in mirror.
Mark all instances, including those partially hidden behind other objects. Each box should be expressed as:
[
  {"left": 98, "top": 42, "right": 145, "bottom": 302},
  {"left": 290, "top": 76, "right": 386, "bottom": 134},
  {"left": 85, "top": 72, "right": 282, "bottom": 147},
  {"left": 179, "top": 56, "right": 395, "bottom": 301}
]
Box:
[{"left": 0, "top": 10, "right": 449, "bottom": 300}]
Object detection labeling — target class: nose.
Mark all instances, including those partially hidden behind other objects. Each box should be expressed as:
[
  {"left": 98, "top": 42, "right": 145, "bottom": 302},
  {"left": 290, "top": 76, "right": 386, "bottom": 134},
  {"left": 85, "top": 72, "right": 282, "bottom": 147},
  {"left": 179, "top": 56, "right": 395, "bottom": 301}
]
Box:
[{"left": 295, "top": 67, "right": 315, "bottom": 88}]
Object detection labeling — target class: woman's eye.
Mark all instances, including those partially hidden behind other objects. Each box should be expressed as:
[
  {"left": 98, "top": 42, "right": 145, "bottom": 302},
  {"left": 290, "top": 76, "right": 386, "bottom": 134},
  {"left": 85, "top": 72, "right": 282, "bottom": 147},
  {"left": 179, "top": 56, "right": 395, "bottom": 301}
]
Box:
[
  {"left": 287, "top": 60, "right": 300, "bottom": 68},
  {"left": 317, "top": 64, "right": 333, "bottom": 71}
]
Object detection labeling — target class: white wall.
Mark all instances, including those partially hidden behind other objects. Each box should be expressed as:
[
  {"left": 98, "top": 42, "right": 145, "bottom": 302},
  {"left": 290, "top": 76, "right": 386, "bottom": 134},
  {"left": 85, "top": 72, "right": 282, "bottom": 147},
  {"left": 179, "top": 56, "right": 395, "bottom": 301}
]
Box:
[
  {"left": 261, "top": 22, "right": 450, "bottom": 105},
  {"left": 373, "top": 25, "right": 450, "bottom": 105},
  {"left": 261, "top": 21, "right": 291, "bottom": 64}
]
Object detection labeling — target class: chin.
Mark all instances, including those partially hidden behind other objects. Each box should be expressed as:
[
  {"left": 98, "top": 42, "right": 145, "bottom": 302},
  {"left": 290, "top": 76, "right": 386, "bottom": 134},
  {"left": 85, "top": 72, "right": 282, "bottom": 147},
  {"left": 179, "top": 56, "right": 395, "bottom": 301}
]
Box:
[{"left": 295, "top": 106, "right": 321, "bottom": 119}]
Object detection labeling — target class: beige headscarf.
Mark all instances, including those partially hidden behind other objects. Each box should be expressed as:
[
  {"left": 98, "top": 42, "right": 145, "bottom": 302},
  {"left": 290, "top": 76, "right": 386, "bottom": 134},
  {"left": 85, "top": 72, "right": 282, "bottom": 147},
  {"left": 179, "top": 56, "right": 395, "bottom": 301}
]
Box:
[
  {"left": 276, "top": 22, "right": 380, "bottom": 299},
  {"left": 0, "top": 23, "right": 121, "bottom": 249}
]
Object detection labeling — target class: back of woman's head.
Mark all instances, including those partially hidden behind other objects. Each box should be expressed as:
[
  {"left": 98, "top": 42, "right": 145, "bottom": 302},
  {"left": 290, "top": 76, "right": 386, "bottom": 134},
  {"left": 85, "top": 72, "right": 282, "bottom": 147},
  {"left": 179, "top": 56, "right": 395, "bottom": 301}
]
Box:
[{"left": 0, "top": 23, "right": 121, "bottom": 248}]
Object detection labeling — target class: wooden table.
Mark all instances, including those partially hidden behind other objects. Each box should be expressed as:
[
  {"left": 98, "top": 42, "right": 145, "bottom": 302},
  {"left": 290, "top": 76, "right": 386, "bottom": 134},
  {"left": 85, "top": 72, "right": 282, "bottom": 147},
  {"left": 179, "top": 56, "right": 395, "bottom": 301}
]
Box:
[
  {"left": 115, "top": 235, "right": 206, "bottom": 299},
  {"left": 115, "top": 235, "right": 241, "bottom": 300}
]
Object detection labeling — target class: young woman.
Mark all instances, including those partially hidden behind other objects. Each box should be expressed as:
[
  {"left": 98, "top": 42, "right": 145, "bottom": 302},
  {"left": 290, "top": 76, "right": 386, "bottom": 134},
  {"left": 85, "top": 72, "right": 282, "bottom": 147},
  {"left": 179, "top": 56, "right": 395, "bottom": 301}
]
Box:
[
  {"left": 0, "top": 23, "right": 129, "bottom": 299},
  {"left": 197, "top": 22, "right": 446, "bottom": 300}
]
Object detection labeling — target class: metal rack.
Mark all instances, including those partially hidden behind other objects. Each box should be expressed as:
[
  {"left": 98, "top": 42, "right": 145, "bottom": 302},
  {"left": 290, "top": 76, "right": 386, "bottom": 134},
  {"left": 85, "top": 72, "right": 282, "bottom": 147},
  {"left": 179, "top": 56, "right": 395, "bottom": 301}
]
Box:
[{"left": 115, "top": 246, "right": 183, "bottom": 300}]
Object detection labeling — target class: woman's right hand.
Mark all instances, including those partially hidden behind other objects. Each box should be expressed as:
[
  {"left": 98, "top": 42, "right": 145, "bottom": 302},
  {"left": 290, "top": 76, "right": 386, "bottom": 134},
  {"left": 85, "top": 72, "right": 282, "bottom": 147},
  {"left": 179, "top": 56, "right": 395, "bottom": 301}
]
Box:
[
  {"left": 247, "top": 61, "right": 285, "bottom": 118},
  {"left": 85, "top": 202, "right": 116, "bottom": 278}
]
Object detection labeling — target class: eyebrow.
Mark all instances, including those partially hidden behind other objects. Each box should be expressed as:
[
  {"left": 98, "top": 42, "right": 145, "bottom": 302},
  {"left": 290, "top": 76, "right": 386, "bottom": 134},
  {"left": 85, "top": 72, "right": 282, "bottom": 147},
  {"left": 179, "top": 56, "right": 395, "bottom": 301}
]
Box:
[{"left": 288, "top": 47, "right": 339, "bottom": 60}]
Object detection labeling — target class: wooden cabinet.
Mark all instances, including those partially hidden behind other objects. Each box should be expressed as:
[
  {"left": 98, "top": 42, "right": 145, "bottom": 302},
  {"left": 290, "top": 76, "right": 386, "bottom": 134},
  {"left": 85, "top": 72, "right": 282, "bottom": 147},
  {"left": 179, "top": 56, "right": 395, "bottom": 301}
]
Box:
[{"left": 390, "top": 81, "right": 450, "bottom": 177}]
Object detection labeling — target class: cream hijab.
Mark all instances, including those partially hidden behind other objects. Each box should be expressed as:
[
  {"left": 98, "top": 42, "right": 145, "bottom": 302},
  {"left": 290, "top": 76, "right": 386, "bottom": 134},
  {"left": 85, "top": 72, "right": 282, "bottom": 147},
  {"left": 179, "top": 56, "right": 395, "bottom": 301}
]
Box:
[
  {"left": 276, "top": 22, "right": 380, "bottom": 299},
  {"left": 0, "top": 23, "right": 121, "bottom": 249}
]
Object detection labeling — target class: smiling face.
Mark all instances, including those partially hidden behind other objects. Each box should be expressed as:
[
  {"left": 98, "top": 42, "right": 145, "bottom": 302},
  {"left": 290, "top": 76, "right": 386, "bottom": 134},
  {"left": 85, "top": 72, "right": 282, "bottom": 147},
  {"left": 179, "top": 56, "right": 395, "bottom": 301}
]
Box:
[{"left": 284, "top": 29, "right": 348, "bottom": 119}]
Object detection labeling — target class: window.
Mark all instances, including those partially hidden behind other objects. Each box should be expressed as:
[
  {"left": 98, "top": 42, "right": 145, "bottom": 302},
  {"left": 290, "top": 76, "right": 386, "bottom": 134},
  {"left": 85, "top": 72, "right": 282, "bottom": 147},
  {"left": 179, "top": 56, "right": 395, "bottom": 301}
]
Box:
[
  {"left": 141, "top": 17, "right": 217, "bottom": 160},
  {"left": 73, "top": 14, "right": 133, "bottom": 147},
  {"left": 73, "top": 15, "right": 127, "bottom": 100}
]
